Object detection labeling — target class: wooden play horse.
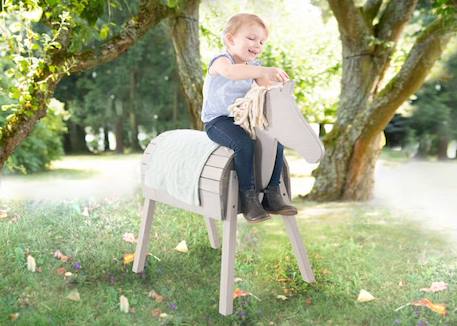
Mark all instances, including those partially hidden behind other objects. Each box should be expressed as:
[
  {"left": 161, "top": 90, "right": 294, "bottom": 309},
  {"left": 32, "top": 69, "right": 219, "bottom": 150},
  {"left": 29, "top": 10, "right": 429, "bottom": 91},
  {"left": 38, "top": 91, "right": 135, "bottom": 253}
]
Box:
[{"left": 133, "top": 80, "right": 325, "bottom": 315}]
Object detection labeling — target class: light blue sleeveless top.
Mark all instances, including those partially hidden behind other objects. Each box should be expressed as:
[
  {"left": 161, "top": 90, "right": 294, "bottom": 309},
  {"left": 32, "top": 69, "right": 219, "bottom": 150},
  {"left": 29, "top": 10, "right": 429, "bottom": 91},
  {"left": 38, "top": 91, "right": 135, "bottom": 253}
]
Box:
[{"left": 201, "top": 51, "right": 262, "bottom": 123}]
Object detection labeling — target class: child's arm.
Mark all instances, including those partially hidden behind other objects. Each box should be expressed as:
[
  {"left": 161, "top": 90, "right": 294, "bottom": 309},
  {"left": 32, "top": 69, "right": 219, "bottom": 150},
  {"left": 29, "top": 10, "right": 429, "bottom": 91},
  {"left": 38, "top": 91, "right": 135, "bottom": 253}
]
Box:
[
  {"left": 254, "top": 77, "right": 283, "bottom": 87},
  {"left": 210, "top": 57, "right": 289, "bottom": 83}
]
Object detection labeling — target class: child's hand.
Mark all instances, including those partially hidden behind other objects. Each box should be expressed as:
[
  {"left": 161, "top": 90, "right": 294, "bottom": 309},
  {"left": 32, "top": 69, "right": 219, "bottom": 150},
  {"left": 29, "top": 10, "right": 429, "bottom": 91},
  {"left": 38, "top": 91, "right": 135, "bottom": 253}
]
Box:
[{"left": 262, "top": 67, "right": 289, "bottom": 83}]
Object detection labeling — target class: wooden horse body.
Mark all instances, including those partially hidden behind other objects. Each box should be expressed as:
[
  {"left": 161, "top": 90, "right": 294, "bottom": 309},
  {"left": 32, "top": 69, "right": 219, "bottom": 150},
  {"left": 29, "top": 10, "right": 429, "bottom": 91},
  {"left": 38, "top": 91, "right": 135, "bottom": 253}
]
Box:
[{"left": 133, "top": 81, "right": 325, "bottom": 315}]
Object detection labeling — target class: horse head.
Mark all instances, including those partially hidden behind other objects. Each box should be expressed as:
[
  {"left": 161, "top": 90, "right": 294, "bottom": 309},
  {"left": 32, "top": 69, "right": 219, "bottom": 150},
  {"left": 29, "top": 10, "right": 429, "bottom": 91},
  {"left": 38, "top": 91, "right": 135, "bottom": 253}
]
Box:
[{"left": 254, "top": 80, "right": 325, "bottom": 190}]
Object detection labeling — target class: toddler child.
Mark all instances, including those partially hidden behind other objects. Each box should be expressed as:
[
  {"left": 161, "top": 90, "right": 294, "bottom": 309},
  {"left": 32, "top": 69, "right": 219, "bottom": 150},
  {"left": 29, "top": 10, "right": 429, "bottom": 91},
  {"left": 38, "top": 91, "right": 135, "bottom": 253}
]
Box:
[{"left": 202, "top": 13, "right": 298, "bottom": 223}]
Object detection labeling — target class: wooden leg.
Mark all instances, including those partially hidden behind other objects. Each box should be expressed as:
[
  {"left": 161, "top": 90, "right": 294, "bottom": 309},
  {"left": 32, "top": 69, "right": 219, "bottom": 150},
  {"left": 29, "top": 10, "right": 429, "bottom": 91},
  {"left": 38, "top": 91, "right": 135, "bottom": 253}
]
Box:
[
  {"left": 282, "top": 215, "right": 315, "bottom": 283},
  {"left": 219, "top": 171, "right": 238, "bottom": 316},
  {"left": 204, "top": 216, "right": 220, "bottom": 249},
  {"left": 279, "top": 179, "right": 315, "bottom": 283},
  {"left": 132, "top": 198, "right": 156, "bottom": 273}
]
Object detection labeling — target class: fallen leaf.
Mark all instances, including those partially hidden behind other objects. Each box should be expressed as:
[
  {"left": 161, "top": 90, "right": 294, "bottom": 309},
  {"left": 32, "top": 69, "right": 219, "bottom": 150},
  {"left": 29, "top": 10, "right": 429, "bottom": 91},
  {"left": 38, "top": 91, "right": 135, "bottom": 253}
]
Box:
[
  {"left": 233, "top": 288, "right": 251, "bottom": 299},
  {"left": 398, "top": 280, "right": 406, "bottom": 287},
  {"left": 234, "top": 277, "right": 243, "bottom": 283},
  {"left": 356, "top": 289, "right": 375, "bottom": 302},
  {"left": 412, "top": 298, "right": 447, "bottom": 316},
  {"left": 152, "top": 308, "right": 162, "bottom": 317},
  {"left": 420, "top": 281, "right": 448, "bottom": 293},
  {"left": 66, "top": 289, "right": 80, "bottom": 301},
  {"left": 56, "top": 267, "right": 66, "bottom": 275},
  {"left": 9, "top": 313, "right": 19, "bottom": 321},
  {"left": 64, "top": 272, "right": 73, "bottom": 277},
  {"left": 175, "top": 240, "right": 188, "bottom": 253},
  {"left": 305, "top": 297, "right": 313, "bottom": 305},
  {"left": 123, "top": 253, "right": 135, "bottom": 265},
  {"left": 0, "top": 209, "right": 7, "bottom": 219},
  {"left": 27, "top": 255, "right": 36, "bottom": 272},
  {"left": 159, "top": 313, "right": 169, "bottom": 319},
  {"left": 120, "top": 295, "right": 129, "bottom": 313},
  {"left": 53, "top": 250, "right": 71, "bottom": 262},
  {"left": 148, "top": 290, "right": 165, "bottom": 303},
  {"left": 82, "top": 206, "right": 90, "bottom": 217},
  {"left": 276, "top": 295, "right": 287, "bottom": 300},
  {"left": 123, "top": 233, "right": 137, "bottom": 244}
]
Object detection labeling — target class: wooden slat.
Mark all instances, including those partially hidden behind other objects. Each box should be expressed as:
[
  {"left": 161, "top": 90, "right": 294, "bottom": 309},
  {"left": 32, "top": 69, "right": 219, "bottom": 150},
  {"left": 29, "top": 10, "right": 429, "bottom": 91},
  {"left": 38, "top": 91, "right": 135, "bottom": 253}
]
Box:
[
  {"left": 212, "top": 147, "right": 234, "bottom": 158},
  {"left": 201, "top": 165, "right": 224, "bottom": 180},
  {"left": 199, "top": 190, "right": 223, "bottom": 218},
  {"left": 199, "top": 177, "right": 220, "bottom": 194},
  {"left": 205, "top": 155, "right": 230, "bottom": 168}
]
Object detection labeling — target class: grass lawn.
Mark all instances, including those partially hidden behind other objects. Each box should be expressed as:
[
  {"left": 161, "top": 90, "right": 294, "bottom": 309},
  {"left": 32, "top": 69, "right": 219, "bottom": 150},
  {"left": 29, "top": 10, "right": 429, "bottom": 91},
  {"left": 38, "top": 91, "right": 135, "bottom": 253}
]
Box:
[{"left": 1, "top": 190, "right": 456, "bottom": 325}]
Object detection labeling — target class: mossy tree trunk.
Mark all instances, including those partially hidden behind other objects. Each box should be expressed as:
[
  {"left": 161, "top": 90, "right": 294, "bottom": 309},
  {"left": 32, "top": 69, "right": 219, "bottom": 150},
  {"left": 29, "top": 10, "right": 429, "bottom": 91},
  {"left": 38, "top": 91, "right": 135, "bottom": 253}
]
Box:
[
  {"left": 307, "top": 0, "right": 457, "bottom": 201},
  {"left": 167, "top": 0, "right": 204, "bottom": 130}
]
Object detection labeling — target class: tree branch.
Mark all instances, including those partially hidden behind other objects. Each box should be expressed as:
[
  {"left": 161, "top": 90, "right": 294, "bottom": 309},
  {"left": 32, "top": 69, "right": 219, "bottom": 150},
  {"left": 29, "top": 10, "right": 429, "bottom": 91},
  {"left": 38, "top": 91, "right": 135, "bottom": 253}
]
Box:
[
  {"left": 364, "top": 16, "right": 457, "bottom": 139},
  {"left": 327, "top": 0, "right": 370, "bottom": 47},
  {"left": 64, "top": 0, "right": 174, "bottom": 73},
  {"left": 0, "top": 74, "right": 62, "bottom": 168},
  {"left": 0, "top": 0, "right": 174, "bottom": 169},
  {"left": 363, "top": 0, "right": 383, "bottom": 23},
  {"left": 375, "top": 0, "right": 417, "bottom": 43}
]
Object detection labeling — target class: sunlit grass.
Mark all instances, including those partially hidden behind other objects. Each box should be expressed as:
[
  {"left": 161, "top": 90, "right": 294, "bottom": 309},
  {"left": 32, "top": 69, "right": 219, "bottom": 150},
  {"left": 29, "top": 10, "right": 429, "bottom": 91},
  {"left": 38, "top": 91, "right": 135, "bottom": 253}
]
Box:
[{"left": 1, "top": 192, "right": 455, "bottom": 325}]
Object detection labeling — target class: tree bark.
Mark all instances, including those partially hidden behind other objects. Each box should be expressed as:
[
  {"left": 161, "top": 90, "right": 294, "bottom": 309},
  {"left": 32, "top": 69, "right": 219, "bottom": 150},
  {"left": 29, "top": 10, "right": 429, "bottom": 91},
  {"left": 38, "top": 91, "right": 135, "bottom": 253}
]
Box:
[
  {"left": 103, "top": 126, "right": 111, "bottom": 151},
  {"left": 0, "top": 0, "right": 174, "bottom": 170},
  {"left": 307, "top": 0, "right": 457, "bottom": 201},
  {"left": 438, "top": 136, "right": 449, "bottom": 160},
  {"left": 129, "top": 70, "right": 142, "bottom": 152},
  {"left": 167, "top": 0, "right": 204, "bottom": 130},
  {"left": 64, "top": 121, "right": 89, "bottom": 154}
]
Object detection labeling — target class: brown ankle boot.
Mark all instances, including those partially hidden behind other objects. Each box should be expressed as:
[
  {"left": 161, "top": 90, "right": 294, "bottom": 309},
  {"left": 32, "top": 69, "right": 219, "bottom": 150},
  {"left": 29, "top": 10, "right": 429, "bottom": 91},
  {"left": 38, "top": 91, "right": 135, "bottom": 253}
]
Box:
[
  {"left": 261, "top": 185, "right": 297, "bottom": 216},
  {"left": 239, "top": 189, "right": 271, "bottom": 223}
]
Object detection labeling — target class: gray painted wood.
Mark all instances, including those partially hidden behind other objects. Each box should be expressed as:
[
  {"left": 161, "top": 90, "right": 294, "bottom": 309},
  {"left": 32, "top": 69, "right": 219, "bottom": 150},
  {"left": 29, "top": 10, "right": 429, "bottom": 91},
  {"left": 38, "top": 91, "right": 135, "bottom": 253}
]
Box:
[
  {"left": 132, "top": 199, "right": 156, "bottom": 273},
  {"left": 133, "top": 80, "right": 323, "bottom": 315},
  {"left": 279, "top": 181, "right": 315, "bottom": 282},
  {"left": 219, "top": 171, "right": 238, "bottom": 315},
  {"left": 204, "top": 215, "right": 220, "bottom": 249}
]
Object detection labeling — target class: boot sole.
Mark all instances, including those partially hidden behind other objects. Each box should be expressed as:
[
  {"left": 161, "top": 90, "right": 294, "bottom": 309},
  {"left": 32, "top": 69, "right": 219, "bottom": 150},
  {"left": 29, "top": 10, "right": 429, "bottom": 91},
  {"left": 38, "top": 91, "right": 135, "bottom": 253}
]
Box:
[
  {"left": 245, "top": 215, "right": 272, "bottom": 223},
  {"left": 265, "top": 208, "right": 297, "bottom": 216}
]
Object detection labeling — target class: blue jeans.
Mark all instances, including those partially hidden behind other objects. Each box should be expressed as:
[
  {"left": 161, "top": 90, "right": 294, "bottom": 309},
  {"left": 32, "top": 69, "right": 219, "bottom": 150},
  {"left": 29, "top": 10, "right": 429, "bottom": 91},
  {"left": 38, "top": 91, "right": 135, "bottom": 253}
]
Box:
[{"left": 204, "top": 115, "right": 284, "bottom": 191}]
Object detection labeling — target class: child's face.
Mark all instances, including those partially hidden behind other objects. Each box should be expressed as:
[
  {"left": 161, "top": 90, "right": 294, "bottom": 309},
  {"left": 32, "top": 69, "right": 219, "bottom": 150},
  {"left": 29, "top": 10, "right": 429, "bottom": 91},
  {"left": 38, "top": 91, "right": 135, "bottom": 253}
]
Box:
[{"left": 227, "top": 23, "right": 268, "bottom": 62}]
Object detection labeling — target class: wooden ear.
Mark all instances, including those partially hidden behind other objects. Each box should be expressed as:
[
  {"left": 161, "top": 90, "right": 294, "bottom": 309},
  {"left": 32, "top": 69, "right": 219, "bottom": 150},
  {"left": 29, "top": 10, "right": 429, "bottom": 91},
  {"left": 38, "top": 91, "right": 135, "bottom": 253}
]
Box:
[{"left": 281, "top": 80, "right": 295, "bottom": 94}]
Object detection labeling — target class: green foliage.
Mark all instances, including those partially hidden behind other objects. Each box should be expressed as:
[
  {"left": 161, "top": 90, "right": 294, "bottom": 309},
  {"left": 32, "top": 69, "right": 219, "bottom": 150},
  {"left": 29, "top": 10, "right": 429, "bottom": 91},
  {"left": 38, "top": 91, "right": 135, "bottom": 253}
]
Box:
[
  {"left": 54, "top": 21, "right": 189, "bottom": 150},
  {"left": 407, "top": 41, "right": 457, "bottom": 157},
  {"left": 2, "top": 99, "right": 68, "bottom": 174}
]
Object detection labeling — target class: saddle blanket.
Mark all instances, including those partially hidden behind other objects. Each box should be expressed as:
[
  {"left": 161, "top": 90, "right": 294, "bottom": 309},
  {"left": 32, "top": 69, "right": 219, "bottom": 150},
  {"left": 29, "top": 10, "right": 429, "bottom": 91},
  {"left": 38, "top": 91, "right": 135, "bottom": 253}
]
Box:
[{"left": 143, "top": 129, "right": 219, "bottom": 206}]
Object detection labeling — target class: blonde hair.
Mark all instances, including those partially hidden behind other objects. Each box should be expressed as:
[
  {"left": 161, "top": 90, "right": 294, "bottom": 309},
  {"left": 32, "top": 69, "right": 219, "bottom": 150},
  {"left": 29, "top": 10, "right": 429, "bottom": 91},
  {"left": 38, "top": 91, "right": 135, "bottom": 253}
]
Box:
[{"left": 222, "top": 13, "right": 269, "bottom": 47}]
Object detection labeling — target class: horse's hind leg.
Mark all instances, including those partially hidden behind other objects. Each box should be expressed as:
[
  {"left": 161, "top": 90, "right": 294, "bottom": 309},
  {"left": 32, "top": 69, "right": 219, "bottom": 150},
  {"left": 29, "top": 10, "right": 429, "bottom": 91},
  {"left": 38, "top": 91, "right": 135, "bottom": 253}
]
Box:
[
  {"left": 204, "top": 216, "right": 220, "bottom": 249},
  {"left": 133, "top": 198, "right": 156, "bottom": 273}
]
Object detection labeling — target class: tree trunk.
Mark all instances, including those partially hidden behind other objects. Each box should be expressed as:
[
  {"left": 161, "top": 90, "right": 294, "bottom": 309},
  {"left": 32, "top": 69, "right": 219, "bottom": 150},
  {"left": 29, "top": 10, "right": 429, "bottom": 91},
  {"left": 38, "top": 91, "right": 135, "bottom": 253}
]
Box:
[
  {"left": 129, "top": 70, "right": 142, "bottom": 152},
  {"left": 437, "top": 135, "right": 449, "bottom": 160},
  {"left": 319, "top": 123, "right": 326, "bottom": 138},
  {"left": 167, "top": 0, "right": 204, "bottom": 131},
  {"left": 114, "top": 100, "right": 125, "bottom": 154},
  {"left": 307, "top": 0, "right": 457, "bottom": 201},
  {"left": 103, "top": 126, "right": 111, "bottom": 151},
  {"left": 64, "top": 121, "right": 89, "bottom": 154}
]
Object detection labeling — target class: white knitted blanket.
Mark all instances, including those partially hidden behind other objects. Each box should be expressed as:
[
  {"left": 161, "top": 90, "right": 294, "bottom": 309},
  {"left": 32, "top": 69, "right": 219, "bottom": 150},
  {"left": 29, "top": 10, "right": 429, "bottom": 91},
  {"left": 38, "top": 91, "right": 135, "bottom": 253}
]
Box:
[{"left": 143, "top": 130, "right": 219, "bottom": 206}]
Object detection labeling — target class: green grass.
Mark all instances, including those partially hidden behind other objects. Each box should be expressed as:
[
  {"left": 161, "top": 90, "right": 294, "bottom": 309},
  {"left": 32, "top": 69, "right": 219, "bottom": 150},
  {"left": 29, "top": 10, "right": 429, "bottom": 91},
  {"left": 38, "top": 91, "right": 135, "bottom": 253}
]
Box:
[{"left": 1, "top": 193, "right": 456, "bottom": 325}]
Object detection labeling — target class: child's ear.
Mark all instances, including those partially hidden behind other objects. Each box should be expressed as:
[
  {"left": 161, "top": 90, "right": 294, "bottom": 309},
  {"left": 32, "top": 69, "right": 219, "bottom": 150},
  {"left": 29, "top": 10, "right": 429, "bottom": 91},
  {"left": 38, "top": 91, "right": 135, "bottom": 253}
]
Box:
[{"left": 226, "top": 33, "right": 235, "bottom": 45}]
